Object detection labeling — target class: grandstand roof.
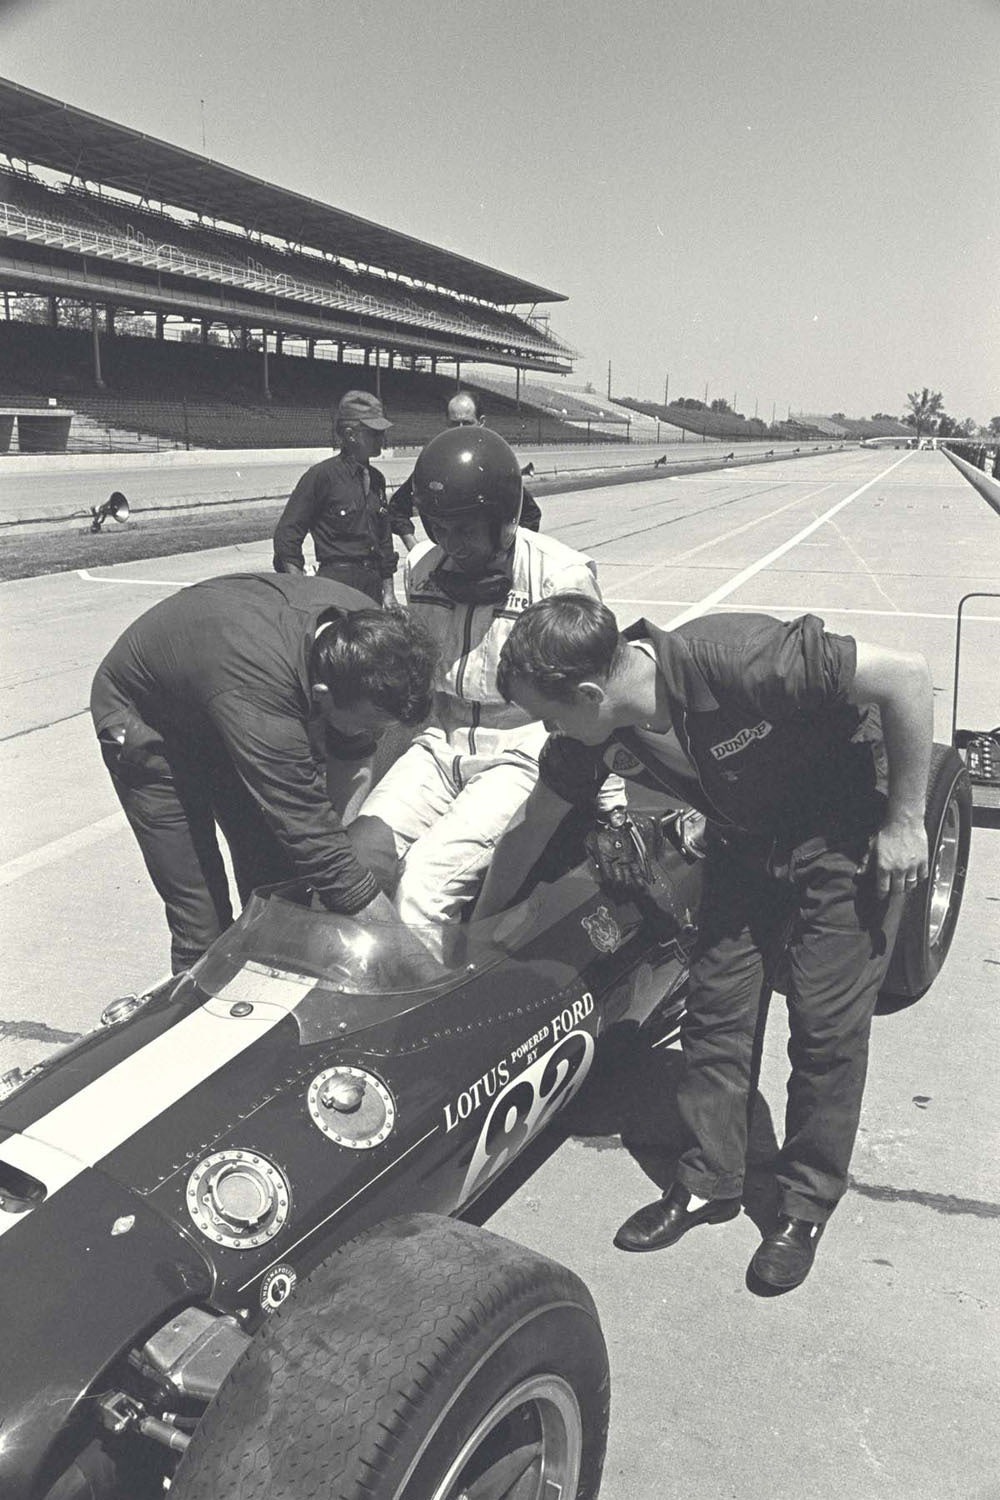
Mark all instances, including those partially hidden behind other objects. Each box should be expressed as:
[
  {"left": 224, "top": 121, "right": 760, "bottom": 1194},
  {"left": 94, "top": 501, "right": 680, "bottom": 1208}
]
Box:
[{"left": 0, "top": 77, "right": 565, "bottom": 307}]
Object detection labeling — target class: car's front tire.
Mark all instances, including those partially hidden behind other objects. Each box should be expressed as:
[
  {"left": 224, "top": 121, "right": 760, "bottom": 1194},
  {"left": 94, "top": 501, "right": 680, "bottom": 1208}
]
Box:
[{"left": 169, "top": 1213, "right": 609, "bottom": 1500}]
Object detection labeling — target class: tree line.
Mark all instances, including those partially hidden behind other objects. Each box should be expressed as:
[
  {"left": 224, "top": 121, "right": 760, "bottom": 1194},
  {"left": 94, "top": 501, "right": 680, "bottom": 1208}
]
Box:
[{"left": 902, "top": 388, "right": 998, "bottom": 444}]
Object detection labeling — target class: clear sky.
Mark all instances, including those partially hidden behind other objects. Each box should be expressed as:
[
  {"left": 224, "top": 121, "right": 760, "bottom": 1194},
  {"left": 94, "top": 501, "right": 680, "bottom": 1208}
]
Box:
[{"left": 3, "top": 0, "right": 998, "bottom": 423}]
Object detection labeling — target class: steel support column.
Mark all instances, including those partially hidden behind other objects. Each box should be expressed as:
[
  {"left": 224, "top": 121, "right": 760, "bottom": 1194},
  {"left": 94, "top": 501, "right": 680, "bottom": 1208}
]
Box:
[{"left": 91, "top": 303, "right": 104, "bottom": 388}]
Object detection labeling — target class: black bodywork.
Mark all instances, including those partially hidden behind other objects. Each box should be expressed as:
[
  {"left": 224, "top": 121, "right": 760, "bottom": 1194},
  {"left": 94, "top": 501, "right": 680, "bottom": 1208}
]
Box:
[{"left": 0, "top": 828, "right": 701, "bottom": 1499}]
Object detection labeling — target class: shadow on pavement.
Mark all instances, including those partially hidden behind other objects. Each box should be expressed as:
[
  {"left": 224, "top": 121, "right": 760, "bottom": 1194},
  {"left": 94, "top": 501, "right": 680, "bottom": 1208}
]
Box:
[{"left": 467, "top": 1004, "right": 782, "bottom": 1242}]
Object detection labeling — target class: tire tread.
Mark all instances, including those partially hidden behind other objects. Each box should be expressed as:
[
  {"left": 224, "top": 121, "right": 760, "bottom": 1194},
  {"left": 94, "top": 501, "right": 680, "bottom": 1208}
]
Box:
[{"left": 170, "top": 1214, "right": 607, "bottom": 1500}]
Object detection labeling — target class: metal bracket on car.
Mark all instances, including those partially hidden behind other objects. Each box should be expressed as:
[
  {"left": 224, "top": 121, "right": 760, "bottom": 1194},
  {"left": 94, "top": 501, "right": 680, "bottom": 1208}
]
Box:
[{"left": 98, "top": 1391, "right": 191, "bottom": 1455}]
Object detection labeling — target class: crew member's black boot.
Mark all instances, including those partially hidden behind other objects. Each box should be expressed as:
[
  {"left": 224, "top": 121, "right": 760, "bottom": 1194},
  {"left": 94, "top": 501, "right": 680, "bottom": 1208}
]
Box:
[
  {"left": 614, "top": 1183, "right": 741, "bottom": 1252},
  {"left": 750, "top": 1216, "right": 824, "bottom": 1289}
]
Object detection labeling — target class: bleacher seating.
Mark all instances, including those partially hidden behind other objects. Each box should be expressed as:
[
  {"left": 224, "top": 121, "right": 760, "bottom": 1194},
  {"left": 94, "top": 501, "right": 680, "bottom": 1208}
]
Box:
[
  {"left": 617, "top": 397, "right": 763, "bottom": 441},
  {"left": 0, "top": 170, "right": 568, "bottom": 360},
  {"left": 0, "top": 321, "right": 611, "bottom": 451}
]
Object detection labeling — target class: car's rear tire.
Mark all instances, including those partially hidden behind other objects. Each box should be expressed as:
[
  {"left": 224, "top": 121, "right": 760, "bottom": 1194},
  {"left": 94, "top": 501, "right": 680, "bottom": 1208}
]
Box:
[
  {"left": 880, "top": 744, "right": 971, "bottom": 1003},
  {"left": 169, "top": 1213, "right": 609, "bottom": 1500}
]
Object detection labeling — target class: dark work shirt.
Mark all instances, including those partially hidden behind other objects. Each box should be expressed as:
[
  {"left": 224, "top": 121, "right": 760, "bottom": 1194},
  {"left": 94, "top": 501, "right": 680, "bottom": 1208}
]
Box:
[
  {"left": 273, "top": 453, "right": 397, "bottom": 577},
  {"left": 389, "top": 473, "right": 542, "bottom": 538},
  {"left": 91, "top": 573, "right": 382, "bottom": 914},
  {"left": 539, "top": 613, "right": 886, "bottom": 841}
]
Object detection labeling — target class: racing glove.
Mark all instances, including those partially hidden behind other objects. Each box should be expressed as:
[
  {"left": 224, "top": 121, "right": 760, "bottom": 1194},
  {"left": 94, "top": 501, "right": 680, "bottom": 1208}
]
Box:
[
  {"left": 585, "top": 808, "right": 665, "bottom": 899},
  {"left": 660, "top": 808, "right": 709, "bottom": 863}
]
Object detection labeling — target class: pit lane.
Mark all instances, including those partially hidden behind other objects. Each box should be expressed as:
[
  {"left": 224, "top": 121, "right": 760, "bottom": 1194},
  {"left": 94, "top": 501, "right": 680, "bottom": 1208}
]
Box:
[{"left": 1, "top": 447, "right": 997, "bottom": 1499}]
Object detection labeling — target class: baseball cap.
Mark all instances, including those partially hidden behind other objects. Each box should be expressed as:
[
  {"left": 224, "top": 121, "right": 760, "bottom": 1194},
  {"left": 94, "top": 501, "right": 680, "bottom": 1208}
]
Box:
[{"left": 335, "top": 389, "right": 392, "bottom": 430}]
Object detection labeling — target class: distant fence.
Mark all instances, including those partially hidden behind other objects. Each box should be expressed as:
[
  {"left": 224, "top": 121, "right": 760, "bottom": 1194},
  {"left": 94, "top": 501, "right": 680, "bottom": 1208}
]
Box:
[{"left": 0, "top": 398, "right": 632, "bottom": 455}]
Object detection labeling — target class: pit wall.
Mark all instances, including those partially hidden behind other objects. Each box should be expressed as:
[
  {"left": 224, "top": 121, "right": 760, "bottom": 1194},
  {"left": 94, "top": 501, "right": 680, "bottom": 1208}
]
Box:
[{"left": 942, "top": 448, "right": 1000, "bottom": 518}]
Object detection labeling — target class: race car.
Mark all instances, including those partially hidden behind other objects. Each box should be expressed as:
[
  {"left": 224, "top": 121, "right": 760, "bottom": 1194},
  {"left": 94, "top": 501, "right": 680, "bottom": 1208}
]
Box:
[{"left": 0, "top": 746, "right": 969, "bottom": 1500}]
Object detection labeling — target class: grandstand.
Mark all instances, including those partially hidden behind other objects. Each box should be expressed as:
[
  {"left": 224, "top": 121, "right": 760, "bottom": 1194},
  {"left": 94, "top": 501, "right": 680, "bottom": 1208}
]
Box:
[
  {"left": 616, "top": 396, "right": 774, "bottom": 442},
  {"left": 0, "top": 77, "right": 585, "bottom": 452},
  {"left": 614, "top": 396, "right": 904, "bottom": 445}
]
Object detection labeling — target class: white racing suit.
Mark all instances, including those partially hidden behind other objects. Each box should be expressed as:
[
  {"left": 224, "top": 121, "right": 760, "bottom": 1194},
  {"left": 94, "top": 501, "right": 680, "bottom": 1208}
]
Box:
[{"left": 360, "top": 527, "right": 604, "bottom": 925}]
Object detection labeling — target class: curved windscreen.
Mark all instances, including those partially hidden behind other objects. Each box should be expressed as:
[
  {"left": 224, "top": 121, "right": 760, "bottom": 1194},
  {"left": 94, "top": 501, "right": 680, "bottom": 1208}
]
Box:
[{"left": 189, "top": 883, "right": 544, "bottom": 1042}]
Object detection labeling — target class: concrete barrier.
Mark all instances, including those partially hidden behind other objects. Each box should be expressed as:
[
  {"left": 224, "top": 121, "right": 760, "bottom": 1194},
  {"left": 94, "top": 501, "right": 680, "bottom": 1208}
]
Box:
[
  {"left": 0, "top": 440, "right": 826, "bottom": 530},
  {"left": 942, "top": 447, "right": 1000, "bottom": 518}
]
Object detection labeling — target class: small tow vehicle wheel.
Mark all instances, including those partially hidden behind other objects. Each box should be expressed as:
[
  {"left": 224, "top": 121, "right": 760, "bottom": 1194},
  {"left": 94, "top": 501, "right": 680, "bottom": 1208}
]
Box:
[
  {"left": 168, "top": 1213, "right": 609, "bottom": 1500},
  {"left": 880, "top": 744, "right": 971, "bottom": 1003}
]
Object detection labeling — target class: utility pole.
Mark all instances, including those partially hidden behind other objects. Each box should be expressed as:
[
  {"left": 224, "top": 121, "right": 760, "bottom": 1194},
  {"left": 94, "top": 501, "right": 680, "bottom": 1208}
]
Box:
[
  {"left": 607, "top": 360, "right": 612, "bottom": 399},
  {"left": 663, "top": 373, "right": 669, "bottom": 408},
  {"left": 200, "top": 99, "right": 207, "bottom": 152},
  {"left": 704, "top": 381, "right": 709, "bottom": 405}
]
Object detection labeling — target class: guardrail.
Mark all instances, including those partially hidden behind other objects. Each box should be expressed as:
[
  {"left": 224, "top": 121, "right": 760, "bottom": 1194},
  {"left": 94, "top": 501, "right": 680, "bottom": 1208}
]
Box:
[
  {"left": 941, "top": 447, "right": 1000, "bottom": 517},
  {"left": 0, "top": 203, "right": 570, "bottom": 359}
]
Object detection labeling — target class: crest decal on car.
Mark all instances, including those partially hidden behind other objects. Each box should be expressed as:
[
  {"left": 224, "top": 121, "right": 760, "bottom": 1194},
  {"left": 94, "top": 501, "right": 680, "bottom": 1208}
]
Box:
[
  {"left": 260, "top": 1263, "right": 297, "bottom": 1311},
  {"left": 605, "top": 745, "right": 643, "bottom": 776},
  {"left": 582, "top": 905, "right": 622, "bottom": 953}
]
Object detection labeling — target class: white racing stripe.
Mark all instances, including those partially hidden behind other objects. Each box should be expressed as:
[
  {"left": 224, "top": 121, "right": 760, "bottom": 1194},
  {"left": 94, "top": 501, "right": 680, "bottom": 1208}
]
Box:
[{"left": 0, "top": 976, "right": 314, "bottom": 1240}]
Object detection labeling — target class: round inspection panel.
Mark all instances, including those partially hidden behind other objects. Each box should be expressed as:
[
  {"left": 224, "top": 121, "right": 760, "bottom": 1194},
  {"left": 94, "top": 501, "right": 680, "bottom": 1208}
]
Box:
[
  {"left": 186, "top": 1150, "right": 290, "bottom": 1251},
  {"left": 307, "top": 1066, "right": 395, "bottom": 1149}
]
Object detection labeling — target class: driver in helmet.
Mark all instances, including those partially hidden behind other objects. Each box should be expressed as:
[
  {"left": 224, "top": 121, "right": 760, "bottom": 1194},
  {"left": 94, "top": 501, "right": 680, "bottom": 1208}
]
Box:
[{"left": 352, "top": 426, "right": 617, "bottom": 926}]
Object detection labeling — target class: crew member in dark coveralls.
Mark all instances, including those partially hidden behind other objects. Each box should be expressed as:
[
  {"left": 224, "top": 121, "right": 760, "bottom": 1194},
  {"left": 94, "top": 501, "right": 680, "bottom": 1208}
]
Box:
[
  {"left": 388, "top": 390, "right": 542, "bottom": 552},
  {"left": 273, "top": 389, "right": 398, "bottom": 606},
  {"left": 91, "top": 573, "right": 436, "bottom": 972},
  {"left": 484, "top": 593, "right": 932, "bottom": 1290}
]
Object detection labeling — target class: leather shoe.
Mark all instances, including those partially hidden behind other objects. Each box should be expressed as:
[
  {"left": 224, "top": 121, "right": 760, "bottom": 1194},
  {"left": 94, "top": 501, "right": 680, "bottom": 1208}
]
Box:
[
  {"left": 750, "top": 1216, "right": 824, "bottom": 1289},
  {"left": 614, "top": 1184, "right": 740, "bottom": 1252}
]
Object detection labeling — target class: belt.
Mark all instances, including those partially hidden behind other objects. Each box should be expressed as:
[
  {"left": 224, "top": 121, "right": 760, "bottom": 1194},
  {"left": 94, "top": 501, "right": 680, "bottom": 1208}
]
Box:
[
  {"left": 318, "top": 558, "right": 380, "bottom": 575},
  {"left": 708, "top": 818, "right": 880, "bottom": 879}
]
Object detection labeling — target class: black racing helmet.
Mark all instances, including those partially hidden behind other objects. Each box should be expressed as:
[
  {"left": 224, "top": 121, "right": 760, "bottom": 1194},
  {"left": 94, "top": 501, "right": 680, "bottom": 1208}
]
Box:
[{"left": 412, "top": 426, "right": 523, "bottom": 551}]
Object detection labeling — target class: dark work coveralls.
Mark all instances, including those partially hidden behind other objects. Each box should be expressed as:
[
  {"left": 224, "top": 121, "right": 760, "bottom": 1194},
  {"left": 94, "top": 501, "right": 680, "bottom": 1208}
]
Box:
[
  {"left": 90, "top": 573, "right": 382, "bottom": 972},
  {"left": 388, "top": 472, "right": 542, "bottom": 543},
  {"left": 539, "top": 613, "right": 902, "bottom": 1224},
  {"left": 272, "top": 452, "right": 397, "bottom": 604}
]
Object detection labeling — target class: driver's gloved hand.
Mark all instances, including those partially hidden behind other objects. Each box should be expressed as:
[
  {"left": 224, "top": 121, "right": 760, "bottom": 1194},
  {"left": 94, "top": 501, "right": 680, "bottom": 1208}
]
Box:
[
  {"left": 585, "top": 809, "right": 664, "bottom": 899},
  {"left": 661, "top": 808, "right": 709, "bottom": 863}
]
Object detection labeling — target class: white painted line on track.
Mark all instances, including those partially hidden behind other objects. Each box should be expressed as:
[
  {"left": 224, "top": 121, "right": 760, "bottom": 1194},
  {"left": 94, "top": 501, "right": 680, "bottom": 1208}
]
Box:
[
  {"left": 0, "top": 812, "right": 126, "bottom": 887},
  {"left": 78, "top": 568, "right": 187, "bottom": 587},
  {"left": 619, "top": 481, "right": 840, "bottom": 593},
  {"left": 605, "top": 598, "right": 1000, "bottom": 622},
  {"left": 664, "top": 454, "right": 911, "bottom": 628}
]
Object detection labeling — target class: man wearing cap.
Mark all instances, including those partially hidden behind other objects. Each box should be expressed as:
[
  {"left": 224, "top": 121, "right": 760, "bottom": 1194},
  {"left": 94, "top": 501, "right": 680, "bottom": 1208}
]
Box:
[
  {"left": 273, "top": 389, "right": 398, "bottom": 606},
  {"left": 388, "top": 390, "right": 542, "bottom": 552}
]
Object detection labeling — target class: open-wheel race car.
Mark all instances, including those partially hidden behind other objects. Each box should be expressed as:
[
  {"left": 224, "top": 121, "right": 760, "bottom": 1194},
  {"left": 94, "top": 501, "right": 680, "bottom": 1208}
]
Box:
[{"left": 0, "top": 744, "right": 970, "bottom": 1500}]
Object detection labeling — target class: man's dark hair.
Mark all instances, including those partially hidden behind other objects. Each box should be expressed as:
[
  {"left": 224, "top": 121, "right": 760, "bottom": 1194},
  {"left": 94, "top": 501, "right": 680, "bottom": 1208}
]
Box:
[
  {"left": 496, "top": 593, "right": 624, "bottom": 703},
  {"left": 309, "top": 608, "right": 438, "bottom": 725}
]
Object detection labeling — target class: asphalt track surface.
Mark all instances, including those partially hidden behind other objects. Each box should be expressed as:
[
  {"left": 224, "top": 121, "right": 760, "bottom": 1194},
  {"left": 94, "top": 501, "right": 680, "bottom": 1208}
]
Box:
[{"left": 1, "top": 448, "right": 998, "bottom": 1499}]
